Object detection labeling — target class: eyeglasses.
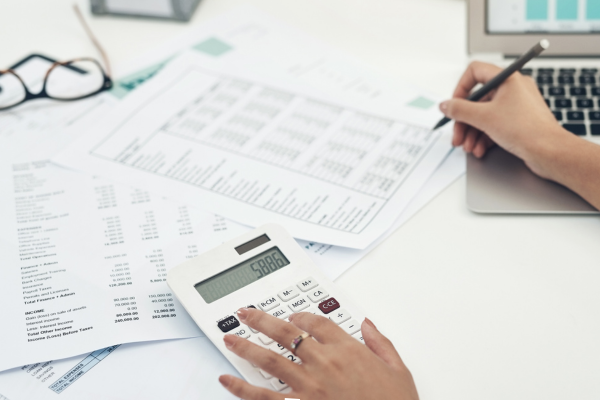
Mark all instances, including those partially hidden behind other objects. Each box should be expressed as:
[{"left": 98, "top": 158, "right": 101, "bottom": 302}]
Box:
[{"left": 0, "top": 5, "right": 113, "bottom": 111}]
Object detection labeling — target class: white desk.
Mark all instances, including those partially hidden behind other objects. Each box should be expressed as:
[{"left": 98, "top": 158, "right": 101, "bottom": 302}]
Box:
[{"left": 3, "top": 0, "right": 600, "bottom": 399}]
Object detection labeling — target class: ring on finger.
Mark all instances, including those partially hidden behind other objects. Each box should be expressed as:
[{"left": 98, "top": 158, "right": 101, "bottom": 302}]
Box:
[{"left": 290, "top": 332, "right": 311, "bottom": 355}]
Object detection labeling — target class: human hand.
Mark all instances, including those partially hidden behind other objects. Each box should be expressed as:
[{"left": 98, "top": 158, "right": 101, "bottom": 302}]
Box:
[
  {"left": 440, "top": 61, "right": 574, "bottom": 178},
  {"left": 218, "top": 307, "right": 419, "bottom": 400}
]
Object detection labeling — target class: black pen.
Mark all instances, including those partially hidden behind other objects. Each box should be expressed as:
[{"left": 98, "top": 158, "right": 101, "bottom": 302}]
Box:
[{"left": 432, "top": 39, "right": 550, "bottom": 131}]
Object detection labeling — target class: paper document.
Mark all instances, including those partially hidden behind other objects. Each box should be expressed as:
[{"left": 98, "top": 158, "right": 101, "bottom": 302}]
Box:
[
  {"left": 0, "top": 338, "right": 239, "bottom": 400},
  {"left": 55, "top": 51, "right": 450, "bottom": 249},
  {"left": 0, "top": 160, "right": 249, "bottom": 372}
]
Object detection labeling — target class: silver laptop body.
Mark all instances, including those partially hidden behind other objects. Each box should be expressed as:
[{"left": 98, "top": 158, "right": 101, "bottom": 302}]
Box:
[{"left": 466, "top": 0, "right": 600, "bottom": 214}]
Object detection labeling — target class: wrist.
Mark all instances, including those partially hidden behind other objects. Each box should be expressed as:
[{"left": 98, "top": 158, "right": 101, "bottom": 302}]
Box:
[{"left": 522, "top": 125, "right": 577, "bottom": 181}]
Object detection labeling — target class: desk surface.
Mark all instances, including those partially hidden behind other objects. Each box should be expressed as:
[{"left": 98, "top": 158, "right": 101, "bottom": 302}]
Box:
[{"left": 3, "top": 0, "right": 600, "bottom": 399}]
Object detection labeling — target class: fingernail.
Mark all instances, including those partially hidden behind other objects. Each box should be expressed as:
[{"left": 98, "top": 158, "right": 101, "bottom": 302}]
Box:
[
  {"left": 219, "top": 375, "right": 231, "bottom": 388},
  {"left": 223, "top": 334, "right": 236, "bottom": 349},
  {"left": 439, "top": 101, "right": 449, "bottom": 112},
  {"left": 364, "top": 318, "right": 378, "bottom": 330},
  {"left": 236, "top": 307, "right": 249, "bottom": 321}
]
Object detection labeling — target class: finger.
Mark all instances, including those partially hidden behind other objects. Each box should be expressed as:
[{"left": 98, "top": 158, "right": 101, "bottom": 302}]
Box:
[
  {"left": 223, "top": 334, "right": 306, "bottom": 387},
  {"left": 453, "top": 61, "right": 503, "bottom": 99},
  {"left": 452, "top": 122, "right": 468, "bottom": 147},
  {"left": 219, "top": 375, "right": 282, "bottom": 400},
  {"left": 440, "top": 98, "right": 492, "bottom": 131},
  {"left": 361, "top": 319, "right": 405, "bottom": 371},
  {"left": 463, "top": 127, "right": 480, "bottom": 153},
  {"left": 289, "top": 311, "right": 349, "bottom": 344},
  {"left": 472, "top": 133, "right": 493, "bottom": 158},
  {"left": 237, "top": 307, "right": 318, "bottom": 355}
]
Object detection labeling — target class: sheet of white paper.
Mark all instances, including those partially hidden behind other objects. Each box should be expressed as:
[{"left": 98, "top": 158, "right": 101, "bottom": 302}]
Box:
[
  {"left": 0, "top": 338, "right": 239, "bottom": 400},
  {"left": 54, "top": 49, "right": 452, "bottom": 249}
]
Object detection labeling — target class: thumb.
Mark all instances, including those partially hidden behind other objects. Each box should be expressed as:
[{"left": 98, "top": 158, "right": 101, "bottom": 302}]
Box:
[
  {"left": 362, "top": 318, "right": 405, "bottom": 371},
  {"left": 440, "top": 98, "right": 491, "bottom": 131}
]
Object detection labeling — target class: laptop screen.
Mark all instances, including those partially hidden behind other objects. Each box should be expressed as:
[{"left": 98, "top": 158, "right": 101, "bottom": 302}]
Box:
[{"left": 487, "top": 0, "right": 600, "bottom": 33}]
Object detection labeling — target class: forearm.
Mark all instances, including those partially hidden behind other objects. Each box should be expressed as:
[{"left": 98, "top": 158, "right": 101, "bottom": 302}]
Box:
[{"left": 532, "top": 129, "right": 600, "bottom": 210}]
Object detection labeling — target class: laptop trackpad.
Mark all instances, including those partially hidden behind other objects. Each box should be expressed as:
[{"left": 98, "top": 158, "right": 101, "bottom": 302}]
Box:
[{"left": 466, "top": 146, "right": 598, "bottom": 214}]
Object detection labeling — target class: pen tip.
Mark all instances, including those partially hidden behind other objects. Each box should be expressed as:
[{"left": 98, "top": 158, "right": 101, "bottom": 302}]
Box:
[{"left": 540, "top": 39, "right": 550, "bottom": 50}]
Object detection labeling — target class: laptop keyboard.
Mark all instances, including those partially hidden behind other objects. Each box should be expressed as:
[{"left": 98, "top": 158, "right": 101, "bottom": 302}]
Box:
[{"left": 521, "top": 67, "right": 600, "bottom": 137}]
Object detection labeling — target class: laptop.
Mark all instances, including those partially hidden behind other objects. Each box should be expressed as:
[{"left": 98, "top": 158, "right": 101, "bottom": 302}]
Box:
[{"left": 466, "top": 0, "right": 600, "bottom": 213}]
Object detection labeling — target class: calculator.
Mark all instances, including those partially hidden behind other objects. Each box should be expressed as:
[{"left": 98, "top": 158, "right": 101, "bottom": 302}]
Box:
[{"left": 167, "top": 224, "right": 365, "bottom": 393}]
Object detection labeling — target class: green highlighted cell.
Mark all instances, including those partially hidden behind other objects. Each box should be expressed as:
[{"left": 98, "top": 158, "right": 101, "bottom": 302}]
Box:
[
  {"left": 587, "top": 0, "right": 600, "bottom": 19},
  {"left": 407, "top": 96, "right": 436, "bottom": 110},
  {"left": 194, "top": 37, "right": 233, "bottom": 56},
  {"left": 526, "top": 0, "right": 548, "bottom": 20},
  {"left": 556, "top": 0, "right": 578, "bottom": 20}
]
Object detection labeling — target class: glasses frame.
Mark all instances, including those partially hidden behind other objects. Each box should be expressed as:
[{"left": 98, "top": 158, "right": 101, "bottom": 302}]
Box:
[{"left": 0, "top": 58, "right": 113, "bottom": 111}]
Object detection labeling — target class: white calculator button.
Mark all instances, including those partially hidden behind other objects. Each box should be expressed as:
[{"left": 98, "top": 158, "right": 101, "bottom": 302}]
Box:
[
  {"left": 270, "top": 378, "right": 288, "bottom": 391},
  {"left": 282, "top": 351, "right": 301, "bottom": 364},
  {"left": 288, "top": 296, "right": 310, "bottom": 313},
  {"left": 302, "top": 307, "right": 320, "bottom": 315},
  {"left": 269, "top": 342, "right": 287, "bottom": 354},
  {"left": 259, "top": 369, "right": 272, "bottom": 379},
  {"left": 249, "top": 326, "right": 259, "bottom": 334},
  {"left": 231, "top": 326, "right": 251, "bottom": 339},
  {"left": 296, "top": 277, "right": 318, "bottom": 292},
  {"left": 270, "top": 306, "right": 290, "bottom": 319},
  {"left": 258, "top": 296, "right": 280, "bottom": 311},
  {"left": 328, "top": 308, "right": 351, "bottom": 325},
  {"left": 341, "top": 319, "right": 361, "bottom": 336},
  {"left": 258, "top": 332, "right": 274, "bottom": 345},
  {"left": 278, "top": 286, "right": 299, "bottom": 302},
  {"left": 352, "top": 331, "right": 365, "bottom": 344},
  {"left": 307, "top": 288, "right": 328, "bottom": 303}
]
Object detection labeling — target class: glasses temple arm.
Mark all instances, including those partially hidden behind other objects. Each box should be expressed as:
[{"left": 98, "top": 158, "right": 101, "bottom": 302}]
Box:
[{"left": 73, "top": 4, "right": 112, "bottom": 78}]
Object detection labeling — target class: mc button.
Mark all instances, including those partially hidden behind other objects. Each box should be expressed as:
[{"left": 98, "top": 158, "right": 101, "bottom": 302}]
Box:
[{"left": 318, "top": 297, "right": 340, "bottom": 314}]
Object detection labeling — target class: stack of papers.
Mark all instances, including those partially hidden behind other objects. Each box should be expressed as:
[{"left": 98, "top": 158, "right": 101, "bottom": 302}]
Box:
[{"left": 0, "top": 7, "right": 464, "bottom": 400}]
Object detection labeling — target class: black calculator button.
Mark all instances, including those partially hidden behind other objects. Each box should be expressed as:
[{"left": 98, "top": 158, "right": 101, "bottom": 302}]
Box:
[
  {"left": 538, "top": 86, "right": 545, "bottom": 96},
  {"left": 591, "top": 125, "right": 600, "bottom": 136},
  {"left": 218, "top": 315, "right": 240, "bottom": 332},
  {"left": 592, "top": 87, "right": 600, "bottom": 96},
  {"left": 579, "top": 75, "right": 597, "bottom": 85},
  {"left": 537, "top": 75, "right": 553, "bottom": 85},
  {"left": 581, "top": 68, "right": 598, "bottom": 74},
  {"left": 552, "top": 111, "right": 563, "bottom": 121},
  {"left": 520, "top": 68, "right": 533, "bottom": 76},
  {"left": 538, "top": 68, "right": 555, "bottom": 74},
  {"left": 559, "top": 68, "right": 576, "bottom": 74},
  {"left": 563, "top": 124, "right": 587, "bottom": 136},
  {"left": 247, "top": 305, "right": 257, "bottom": 309}
]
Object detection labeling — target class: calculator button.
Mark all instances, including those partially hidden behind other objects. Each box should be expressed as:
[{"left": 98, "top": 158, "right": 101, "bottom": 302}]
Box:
[
  {"left": 301, "top": 306, "right": 320, "bottom": 315},
  {"left": 218, "top": 316, "right": 240, "bottom": 333},
  {"left": 308, "top": 289, "right": 329, "bottom": 303},
  {"left": 317, "top": 297, "right": 340, "bottom": 314},
  {"left": 259, "top": 369, "right": 272, "bottom": 379},
  {"left": 231, "top": 326, "right": 251, "bottom": 339},
  {"left": 352, "top": 331, "right": 365, "bottom": 344},
  {"left": 341, "top": 319, "right": 361, "bottom": 335},
  {"left": 270, "top": 306, "right": 290, "bottom": 319},
  {"left": 270, "top": 378, "right": 288, "bottom": 391},
  {"left": 269, "top": 342, "right": 287, "bottom": 354},
  {"left": 258, "top": 332, "right": 274, "bottom": 345},
  {"left": 288, "top": 296, "right": 310, "bottom": 313},
  {"left": 278, "top": 286, "right": 299, "bottom": 302},
  {"left": 282, "top": 351, "right": 302, "bottom": 364},
  {"left": 296, "top": 277, "right": 318, "bottom": 292},
  {"left": 258, "top": 296, "right": 280, "bottom": 311},
  {"left": 328, "top": 308, "right": 351, "bottom": 325}
]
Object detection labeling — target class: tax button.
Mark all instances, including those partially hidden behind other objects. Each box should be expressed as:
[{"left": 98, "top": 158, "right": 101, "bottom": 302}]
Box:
[
  {"left": 318, "top": 297, "right": 340, "bottom": 314},
  {"left": 218, "top": 315, "right": 240, "bottom": 332}
]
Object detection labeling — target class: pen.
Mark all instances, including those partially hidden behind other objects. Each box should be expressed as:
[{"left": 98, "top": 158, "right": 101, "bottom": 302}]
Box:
[{"left": 432, "top": 39, "right": 550, "bottom": 131}]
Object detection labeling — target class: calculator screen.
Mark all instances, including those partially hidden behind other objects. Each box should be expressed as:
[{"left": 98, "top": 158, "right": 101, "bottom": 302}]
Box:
[{"left": 194, "top": 247, "right": 290, "bottom": 303}]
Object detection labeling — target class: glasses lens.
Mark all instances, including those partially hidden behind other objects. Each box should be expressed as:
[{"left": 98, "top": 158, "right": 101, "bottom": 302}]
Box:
[
  {"left": 0, "top": 71, "right": 26, "bottom": 109},
  {"left": 45, "top": 60, "right": 106, "bottom": 100}
]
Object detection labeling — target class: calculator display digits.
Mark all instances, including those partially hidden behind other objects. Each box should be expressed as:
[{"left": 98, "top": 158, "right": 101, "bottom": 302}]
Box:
[{"left": 195, "top": 247, "right": 290, "bottom": 304}]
